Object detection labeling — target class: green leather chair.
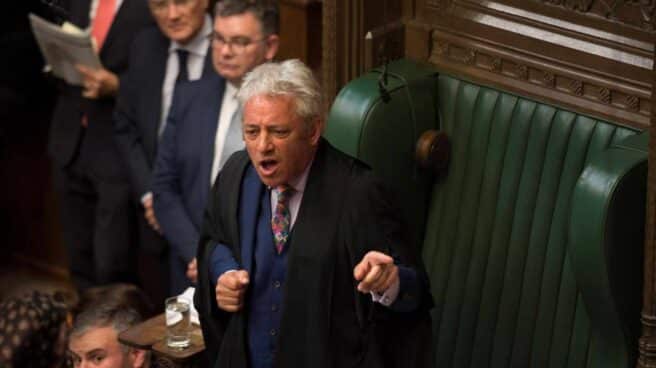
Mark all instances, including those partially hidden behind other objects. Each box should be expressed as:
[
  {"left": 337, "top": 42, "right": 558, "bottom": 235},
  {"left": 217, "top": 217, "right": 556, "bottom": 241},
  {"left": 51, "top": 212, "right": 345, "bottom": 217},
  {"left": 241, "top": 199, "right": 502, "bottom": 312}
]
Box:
[{"left": 325, "top": 59, "right": 647, "bottom": 368}]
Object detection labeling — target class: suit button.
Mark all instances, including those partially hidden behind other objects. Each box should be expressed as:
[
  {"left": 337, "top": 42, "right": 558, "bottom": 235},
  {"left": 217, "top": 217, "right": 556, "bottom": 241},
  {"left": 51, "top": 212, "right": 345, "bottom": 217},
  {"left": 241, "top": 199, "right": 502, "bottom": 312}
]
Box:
[
  {"left": 271, "top": 304, "right": 278, "bottom": 312},
  {"left": 273, "top": 281, "right": 281, "bottom": 288},
  {"left": 270, "top": 329, "right": 277, "bottom": 336}
]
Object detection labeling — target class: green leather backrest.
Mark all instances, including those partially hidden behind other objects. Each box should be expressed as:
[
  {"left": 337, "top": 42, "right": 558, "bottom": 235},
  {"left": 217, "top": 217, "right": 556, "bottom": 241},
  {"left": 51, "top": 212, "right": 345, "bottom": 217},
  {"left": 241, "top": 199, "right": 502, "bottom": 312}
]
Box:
[
  {"left": 326, "top": 60, "right": 438, "bottom": 249},
  {"left": 428, "top": 75, "right": 644, "bottom": 368},
  {"left": 325, "top": 59, "right": 647, "bottom": 368}
]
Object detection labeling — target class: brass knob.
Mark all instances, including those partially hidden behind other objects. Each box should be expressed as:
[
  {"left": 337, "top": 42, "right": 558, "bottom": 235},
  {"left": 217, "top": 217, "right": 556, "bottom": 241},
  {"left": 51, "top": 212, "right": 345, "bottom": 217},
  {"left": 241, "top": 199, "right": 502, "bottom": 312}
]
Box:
[{"left": 415, "top": 130, "right": 450, "bottom": 175}]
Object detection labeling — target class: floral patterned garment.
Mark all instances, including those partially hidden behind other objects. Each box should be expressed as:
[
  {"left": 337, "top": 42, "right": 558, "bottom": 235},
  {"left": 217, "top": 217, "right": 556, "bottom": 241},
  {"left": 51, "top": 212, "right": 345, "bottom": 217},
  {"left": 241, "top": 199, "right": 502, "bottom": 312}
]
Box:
[{"left": 0, "top": 291, "right": 69, "bottom": 368}]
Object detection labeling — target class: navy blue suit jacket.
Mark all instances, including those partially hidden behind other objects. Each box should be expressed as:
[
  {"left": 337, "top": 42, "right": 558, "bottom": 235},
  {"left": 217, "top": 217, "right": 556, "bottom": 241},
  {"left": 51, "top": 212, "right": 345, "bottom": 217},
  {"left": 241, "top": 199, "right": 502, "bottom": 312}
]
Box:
[
  {"left": 152, "top": 72, "right": 226, "bottom": 262},
  {"left": 114, "top": 26, "right": 214, "bottom": 203},
  {"left": 208, "top": 164, "right": 262, "bottom": 280}
]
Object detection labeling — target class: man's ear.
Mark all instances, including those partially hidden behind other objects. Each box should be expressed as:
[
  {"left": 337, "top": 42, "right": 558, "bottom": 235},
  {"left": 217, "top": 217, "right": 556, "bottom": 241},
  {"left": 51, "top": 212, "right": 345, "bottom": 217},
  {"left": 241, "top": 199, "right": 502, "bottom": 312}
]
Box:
[
  {"left": 129, "top": 348, "right": 148, "bottom": 368},
  {"left": 264, "top": 34, "right": 280, "bottom": 61},
  {"left": 309, "top": 117, "right": 324, "bottom": 145}
]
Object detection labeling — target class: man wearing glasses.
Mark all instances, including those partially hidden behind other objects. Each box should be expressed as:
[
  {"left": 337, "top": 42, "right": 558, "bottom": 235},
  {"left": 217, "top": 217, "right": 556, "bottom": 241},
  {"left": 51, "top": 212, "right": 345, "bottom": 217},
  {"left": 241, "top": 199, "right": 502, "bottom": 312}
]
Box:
[
  {"left": 152, "top": 0, "right": 280, "bottom": 294},
  {"left": 114, "top": 0, "right": 214, "bottom": 301}
]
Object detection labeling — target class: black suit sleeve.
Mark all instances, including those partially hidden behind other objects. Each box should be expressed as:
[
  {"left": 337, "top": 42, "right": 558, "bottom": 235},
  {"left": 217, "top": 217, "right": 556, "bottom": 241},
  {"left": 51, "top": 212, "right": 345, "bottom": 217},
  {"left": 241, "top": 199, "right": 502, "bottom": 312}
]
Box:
[{"left": 114, "top": 33, "right": 152, "bottom": 202}]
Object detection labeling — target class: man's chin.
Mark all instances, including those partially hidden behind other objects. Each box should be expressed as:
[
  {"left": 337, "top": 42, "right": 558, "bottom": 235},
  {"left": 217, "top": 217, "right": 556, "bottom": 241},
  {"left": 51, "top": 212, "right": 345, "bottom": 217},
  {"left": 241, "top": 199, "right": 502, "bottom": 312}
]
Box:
[{"left": 256, "top": 172, "right": 280, "bottom": 188}]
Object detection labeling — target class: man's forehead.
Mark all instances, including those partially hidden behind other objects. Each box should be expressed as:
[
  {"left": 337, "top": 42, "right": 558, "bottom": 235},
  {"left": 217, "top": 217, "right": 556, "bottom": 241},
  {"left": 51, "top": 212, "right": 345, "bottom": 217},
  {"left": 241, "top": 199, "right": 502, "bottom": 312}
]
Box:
[
  {"left": 214, "top": 12, "right": 263, "bottom": 36},
  {"left": 69, "top": 325, "right": 119, "bottom": 352},
  {"left": 244, "top": 95, "right": 295, "bottom": 113}
]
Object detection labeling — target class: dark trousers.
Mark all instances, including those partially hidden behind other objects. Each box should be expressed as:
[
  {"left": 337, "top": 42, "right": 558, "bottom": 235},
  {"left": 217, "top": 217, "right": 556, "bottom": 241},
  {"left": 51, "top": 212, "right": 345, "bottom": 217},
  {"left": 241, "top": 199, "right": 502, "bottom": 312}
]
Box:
[
  {"left": 136, "top": 213, "right": 171, "bottom": 305},
  {"left": 53, "top": 152, "right": 138, "bottom": 290}
]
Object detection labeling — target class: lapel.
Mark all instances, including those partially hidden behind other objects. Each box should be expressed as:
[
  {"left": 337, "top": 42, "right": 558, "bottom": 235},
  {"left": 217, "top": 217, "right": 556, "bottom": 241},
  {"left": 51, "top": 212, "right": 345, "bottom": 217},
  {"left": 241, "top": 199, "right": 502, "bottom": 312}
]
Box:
[
  {"left": 144, "top": 33, "right": 170, "bottom": 156},
  {"left": 238, "top": 165, "right": 265, "bottom": 274},
  {"left": 282, "top": 142, "right": 349, "bottom": 320},
  {"left": 196, "top": 74, "right": 226, "bottom": 187},
  {"left": 290, "top": 140, "right": 348, "bottom": 264},
  {"left": 202, "top": 48, "right": 214, "bottom": 77},
  {"left": 98, "top": 0, "right": 131, "bottom": 57}
]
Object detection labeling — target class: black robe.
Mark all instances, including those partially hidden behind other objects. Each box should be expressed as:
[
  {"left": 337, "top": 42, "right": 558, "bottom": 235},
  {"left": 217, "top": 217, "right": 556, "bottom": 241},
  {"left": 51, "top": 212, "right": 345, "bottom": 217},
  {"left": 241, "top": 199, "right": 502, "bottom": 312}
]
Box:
[{"left": 196, "top": 139, "right": 433, "bottom": 368}]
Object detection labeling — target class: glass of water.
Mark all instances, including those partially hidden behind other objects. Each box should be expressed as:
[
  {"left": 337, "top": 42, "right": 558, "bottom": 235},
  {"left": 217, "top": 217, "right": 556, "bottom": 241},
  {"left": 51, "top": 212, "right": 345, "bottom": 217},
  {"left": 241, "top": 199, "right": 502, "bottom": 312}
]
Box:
[{"left": 165, "top": 296, "right": 191, "bottom": 349}]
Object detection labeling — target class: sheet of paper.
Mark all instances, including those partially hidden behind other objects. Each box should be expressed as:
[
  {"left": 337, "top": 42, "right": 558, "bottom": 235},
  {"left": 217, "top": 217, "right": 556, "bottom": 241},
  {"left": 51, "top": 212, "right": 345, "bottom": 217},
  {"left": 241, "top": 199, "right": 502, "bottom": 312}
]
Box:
[
  {"left": 29, "top": 13, "right": 102, "bottom": 86},
  {"left": 180, "top": 287, "right": 200, "bottom": 326}
]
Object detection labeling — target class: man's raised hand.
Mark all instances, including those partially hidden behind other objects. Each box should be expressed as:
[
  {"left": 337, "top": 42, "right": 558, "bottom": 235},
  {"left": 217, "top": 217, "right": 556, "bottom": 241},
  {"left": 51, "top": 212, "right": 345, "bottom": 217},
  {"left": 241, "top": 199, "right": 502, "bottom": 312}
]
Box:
[{"left": 353, "top": 251, "right": 399, "bottom": 294}]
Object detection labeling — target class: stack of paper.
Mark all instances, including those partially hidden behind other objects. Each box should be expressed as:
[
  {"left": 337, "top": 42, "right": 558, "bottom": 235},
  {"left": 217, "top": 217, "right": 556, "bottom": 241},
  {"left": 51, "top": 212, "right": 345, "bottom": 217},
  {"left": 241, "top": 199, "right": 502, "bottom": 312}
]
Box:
[{"left": 29, "top": 13, "right": 102, "bottom": 85}]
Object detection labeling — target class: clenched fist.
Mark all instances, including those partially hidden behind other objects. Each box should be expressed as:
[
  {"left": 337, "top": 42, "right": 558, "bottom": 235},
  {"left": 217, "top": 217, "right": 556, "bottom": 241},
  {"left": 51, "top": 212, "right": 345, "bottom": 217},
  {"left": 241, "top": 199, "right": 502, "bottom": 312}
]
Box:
[{"left": 215, "top": 270, "right": 250, "bottom": 312}]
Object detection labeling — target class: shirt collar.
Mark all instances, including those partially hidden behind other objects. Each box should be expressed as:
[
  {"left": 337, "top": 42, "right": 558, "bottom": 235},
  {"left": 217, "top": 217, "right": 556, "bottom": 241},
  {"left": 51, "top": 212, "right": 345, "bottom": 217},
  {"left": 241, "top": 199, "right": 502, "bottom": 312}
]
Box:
[
  {"left": 280, "top": 156, "right": 313, "bottom": 195},
  {"left": 169, "top": 14, "right": 212, "bottom": 56},
  {"left": 225, "top": 82, "right": 238, "bottom": 100}
]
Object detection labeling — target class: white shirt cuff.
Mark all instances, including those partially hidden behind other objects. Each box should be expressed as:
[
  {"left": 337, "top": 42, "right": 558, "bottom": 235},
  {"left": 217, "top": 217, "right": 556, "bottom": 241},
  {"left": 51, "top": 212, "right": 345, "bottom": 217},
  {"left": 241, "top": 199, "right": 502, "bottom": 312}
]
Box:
[
  {"left": 370, "top": 276, "right": 400, "bottom": 306},
  {"left": 141, "top": 191, "right": 153, "bottom": 205}
]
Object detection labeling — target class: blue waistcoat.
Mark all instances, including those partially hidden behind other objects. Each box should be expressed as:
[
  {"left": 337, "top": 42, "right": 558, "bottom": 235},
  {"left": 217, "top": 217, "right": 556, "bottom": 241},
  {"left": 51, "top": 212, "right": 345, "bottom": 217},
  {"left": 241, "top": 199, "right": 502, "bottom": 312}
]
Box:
[{"left": 247, "top": 188, "right": 290, "bottom": 368}]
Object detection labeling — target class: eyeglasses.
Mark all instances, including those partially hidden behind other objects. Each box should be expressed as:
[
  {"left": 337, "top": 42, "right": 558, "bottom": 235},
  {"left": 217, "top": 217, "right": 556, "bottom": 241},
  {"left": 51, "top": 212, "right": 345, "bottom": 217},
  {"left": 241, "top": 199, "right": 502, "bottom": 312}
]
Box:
[
  {"left": 148, "top": 0, "right": 194, "bottom": 12},
  {"left": 210, "top": 32, "right": 265, "bottom": 54}
]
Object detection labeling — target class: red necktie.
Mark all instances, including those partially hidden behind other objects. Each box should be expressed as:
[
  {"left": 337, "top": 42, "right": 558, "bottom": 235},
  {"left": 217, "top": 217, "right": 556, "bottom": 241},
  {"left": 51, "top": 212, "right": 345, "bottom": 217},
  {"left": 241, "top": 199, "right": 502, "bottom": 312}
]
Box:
[{"left": 91, "top": 0, "right": 117, "bottom": 50}]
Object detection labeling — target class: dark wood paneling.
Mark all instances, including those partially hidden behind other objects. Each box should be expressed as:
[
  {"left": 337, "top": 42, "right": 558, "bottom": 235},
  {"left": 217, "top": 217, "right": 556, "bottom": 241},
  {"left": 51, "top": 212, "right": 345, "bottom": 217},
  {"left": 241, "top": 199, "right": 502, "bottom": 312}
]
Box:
[
  {"left": 277, "top": 0, "right": 322, "bottom": 70},
  {"left": 639, "top": 37, "right": 656, "bottom": 368},
  {"left": 322, "top": 0, "right": 404, "bottom": 112},
  {"left": 407, "top": 0, "right": 653, "bottom": 129}
]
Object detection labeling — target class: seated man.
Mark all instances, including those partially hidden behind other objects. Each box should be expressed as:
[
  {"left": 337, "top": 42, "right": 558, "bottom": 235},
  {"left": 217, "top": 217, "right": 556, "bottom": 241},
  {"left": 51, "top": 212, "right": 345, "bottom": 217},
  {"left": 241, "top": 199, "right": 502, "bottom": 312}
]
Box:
[
  {"left": 68, "top": 284, "right": 154, "bottom": 368},
  {"left": 196, "top": 60, "right": 433, "bottom": 368}
]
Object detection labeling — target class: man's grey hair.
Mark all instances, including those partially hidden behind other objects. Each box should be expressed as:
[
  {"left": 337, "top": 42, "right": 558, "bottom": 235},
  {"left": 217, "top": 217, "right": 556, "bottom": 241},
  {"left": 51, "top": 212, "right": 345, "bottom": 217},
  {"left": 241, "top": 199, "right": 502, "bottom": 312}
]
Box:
[
  {"left": 214, "top": 0, "right": 280, "bottom": 36},
  {"left": 70, "top": 284, "right": 154, "bottom": 351},
  {"left": 237, "top": 59, "right": 322, "bottom": 124}
]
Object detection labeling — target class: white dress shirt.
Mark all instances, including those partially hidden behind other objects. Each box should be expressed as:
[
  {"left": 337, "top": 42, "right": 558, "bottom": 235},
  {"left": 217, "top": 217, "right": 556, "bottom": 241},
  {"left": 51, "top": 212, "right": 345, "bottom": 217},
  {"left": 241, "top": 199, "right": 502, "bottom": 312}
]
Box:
[{"left": 210, "top": 82, "right": 243, "bottom": 184}]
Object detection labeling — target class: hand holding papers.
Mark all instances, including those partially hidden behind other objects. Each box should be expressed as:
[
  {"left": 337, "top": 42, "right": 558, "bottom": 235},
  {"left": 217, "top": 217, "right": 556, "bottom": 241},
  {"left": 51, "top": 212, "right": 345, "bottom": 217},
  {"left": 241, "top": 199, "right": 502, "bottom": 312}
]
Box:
[
  {"left": 29, "top": 13, "right": 102, "bottom": 86},
  {"left": 77, "top": 64, "right": 119, "bottom": 98}
]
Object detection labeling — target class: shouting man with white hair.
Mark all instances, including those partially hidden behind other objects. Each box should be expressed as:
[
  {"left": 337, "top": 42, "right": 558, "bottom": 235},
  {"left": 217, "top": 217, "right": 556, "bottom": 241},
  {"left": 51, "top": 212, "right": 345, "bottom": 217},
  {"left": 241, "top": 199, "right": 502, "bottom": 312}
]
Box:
[{"left": 195, "top": 59, "right": 433, "bottom": 368}]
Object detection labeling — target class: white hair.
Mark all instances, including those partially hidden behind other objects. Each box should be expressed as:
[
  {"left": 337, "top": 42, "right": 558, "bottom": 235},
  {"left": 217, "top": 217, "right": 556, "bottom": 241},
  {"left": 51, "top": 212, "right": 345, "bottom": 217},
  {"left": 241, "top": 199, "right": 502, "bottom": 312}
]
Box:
[{"left": 237, "top": 59, "right": 322, "bottom": 123}]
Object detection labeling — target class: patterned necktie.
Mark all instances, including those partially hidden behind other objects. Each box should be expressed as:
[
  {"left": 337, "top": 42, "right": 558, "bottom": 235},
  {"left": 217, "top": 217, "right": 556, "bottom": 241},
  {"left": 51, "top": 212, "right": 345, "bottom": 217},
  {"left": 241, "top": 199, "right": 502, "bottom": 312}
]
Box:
[
  {"left": 271, "top": 185, "right": 293, "bottom": 254},
  {"left": 176, "top": 49, "right": 189, "bottom": 83},
  {"left": 91, "top": 0, "right": 116, "bottom": 50}
]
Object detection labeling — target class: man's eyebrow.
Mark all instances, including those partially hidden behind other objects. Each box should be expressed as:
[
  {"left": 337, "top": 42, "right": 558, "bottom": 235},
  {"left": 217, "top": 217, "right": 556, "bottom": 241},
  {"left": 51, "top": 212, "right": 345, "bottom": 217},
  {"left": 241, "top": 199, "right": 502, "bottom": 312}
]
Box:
[
  {"left": 85, "top": 348, "right": 106, "bottom": 357},
  {"left": 67, "top": 350, "right": 80, "bottom": 359}
]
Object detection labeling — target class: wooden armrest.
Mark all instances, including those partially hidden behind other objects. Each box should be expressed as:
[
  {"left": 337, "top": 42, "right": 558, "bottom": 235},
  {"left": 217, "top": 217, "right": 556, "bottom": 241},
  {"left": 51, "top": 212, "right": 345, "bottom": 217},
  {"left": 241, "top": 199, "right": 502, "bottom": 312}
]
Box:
[
  {"left": 118, "top": 314, "right": 167, "bottom": 350},
  {"left": 118, "top": 313, "right": 205, "bottom": 360}
]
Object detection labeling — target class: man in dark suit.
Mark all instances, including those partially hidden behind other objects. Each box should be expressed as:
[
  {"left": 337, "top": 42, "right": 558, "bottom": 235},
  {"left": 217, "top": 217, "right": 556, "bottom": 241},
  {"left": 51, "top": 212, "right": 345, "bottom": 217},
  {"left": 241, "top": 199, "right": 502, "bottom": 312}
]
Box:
[
  {"left": 49, "top": 0, "right": 153, "bottom": 290},
  {"left": 152, "top": 0, "right": 279, "bottom": 294},
  {"left": 196, "top": 60, "right": 433, "bottom": 368},
  {"left": 113, "top": 0, "right": 213, "bottom": 302}
]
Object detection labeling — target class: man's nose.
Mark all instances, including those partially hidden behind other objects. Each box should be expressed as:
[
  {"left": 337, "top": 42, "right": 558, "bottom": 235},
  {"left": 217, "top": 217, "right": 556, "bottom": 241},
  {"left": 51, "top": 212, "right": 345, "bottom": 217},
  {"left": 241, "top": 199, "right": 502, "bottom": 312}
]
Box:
[
  {"left": 215, "top": 41, "right": 235, "bottom": 57},
  {"left": 166, "top": 3, "right": 180, "bottom": 18},
  {"left": 256, "top": 132, "right": 273, "bottom": 152}
]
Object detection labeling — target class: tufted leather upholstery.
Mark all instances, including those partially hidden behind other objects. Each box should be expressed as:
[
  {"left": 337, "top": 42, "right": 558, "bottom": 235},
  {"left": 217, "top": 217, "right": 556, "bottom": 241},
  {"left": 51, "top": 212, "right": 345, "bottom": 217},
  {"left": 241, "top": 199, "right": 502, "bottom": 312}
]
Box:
[{"left": 325, "top": 59, "right": 647, "bottom": 368}]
